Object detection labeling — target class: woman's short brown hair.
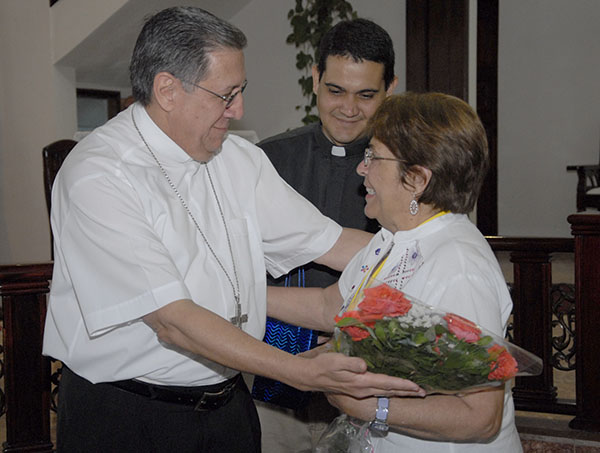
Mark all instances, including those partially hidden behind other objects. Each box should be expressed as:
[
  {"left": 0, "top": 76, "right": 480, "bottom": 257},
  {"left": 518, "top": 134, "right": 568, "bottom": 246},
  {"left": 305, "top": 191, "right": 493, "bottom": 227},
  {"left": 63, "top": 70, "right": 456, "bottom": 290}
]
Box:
[{"left": 367, "top": 92, "right": 489, "bottom": 214}]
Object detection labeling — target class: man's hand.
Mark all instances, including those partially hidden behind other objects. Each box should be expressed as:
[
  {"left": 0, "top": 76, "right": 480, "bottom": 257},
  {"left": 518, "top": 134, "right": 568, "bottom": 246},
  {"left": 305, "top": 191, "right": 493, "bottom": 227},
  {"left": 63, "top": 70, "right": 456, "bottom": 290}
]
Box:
[{"left": 288, "top": 352, "right": 426, "bottom": 399}]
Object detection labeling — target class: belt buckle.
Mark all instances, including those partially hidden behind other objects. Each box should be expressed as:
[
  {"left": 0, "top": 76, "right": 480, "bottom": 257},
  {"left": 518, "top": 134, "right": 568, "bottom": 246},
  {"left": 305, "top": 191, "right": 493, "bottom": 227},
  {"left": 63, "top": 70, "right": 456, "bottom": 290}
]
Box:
[{"left": 194, "top": 379, "right": 236, "bottom": 411}]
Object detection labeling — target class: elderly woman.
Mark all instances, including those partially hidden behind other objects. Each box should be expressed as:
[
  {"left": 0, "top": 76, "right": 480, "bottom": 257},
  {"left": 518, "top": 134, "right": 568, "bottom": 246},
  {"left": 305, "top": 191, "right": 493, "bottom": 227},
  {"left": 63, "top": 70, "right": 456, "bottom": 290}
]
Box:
[{"left": 268, "top": 92, "right": 521, "bottom": 452}]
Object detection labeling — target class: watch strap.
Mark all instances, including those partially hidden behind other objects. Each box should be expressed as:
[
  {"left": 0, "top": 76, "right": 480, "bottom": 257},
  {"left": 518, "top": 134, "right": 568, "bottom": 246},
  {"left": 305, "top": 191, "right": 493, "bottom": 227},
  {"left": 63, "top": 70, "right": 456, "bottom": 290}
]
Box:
[{"left": 370, "top": 397, "right": 390, "bottom": 435}]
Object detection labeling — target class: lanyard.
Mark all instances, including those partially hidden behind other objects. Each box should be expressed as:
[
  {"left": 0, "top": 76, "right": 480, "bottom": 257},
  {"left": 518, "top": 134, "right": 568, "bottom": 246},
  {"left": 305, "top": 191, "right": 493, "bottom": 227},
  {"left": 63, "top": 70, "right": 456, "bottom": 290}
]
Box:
[{"left": 345, "top": 245, "right": 392, "bottom": 312}]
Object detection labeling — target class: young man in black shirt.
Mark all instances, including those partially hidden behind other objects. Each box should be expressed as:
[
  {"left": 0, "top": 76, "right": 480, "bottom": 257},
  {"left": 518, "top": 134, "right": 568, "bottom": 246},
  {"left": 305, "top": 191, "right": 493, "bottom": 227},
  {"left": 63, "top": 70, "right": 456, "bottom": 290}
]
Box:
[{"left": 256, "top": 18, "right": 398, "bottom": 452}]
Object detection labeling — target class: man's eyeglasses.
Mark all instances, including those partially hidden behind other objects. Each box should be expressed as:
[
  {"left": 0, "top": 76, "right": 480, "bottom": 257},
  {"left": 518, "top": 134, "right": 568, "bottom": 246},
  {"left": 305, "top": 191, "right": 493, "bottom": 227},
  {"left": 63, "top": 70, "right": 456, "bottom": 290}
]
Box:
[
  {"left": 363, "top": 147, "right": 407, "bottom": 166},
  {"left": 181, "top": 79, "right": 248, "bottom": 108}
]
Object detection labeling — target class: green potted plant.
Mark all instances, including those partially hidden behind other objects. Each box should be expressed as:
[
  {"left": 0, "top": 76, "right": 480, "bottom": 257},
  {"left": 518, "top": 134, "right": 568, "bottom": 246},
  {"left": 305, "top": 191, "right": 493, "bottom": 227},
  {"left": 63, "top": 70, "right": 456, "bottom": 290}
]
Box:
[{"left": 286, "top": 0, "right": 357, "bottom": 124}]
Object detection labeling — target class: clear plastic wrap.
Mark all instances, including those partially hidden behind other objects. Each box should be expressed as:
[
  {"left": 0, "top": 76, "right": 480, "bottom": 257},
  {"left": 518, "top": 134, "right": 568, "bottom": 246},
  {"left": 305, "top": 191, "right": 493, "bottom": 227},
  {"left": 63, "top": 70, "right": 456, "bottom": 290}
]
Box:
[{"left": 314, "top": 414, "right": 374, "bottom": 453}]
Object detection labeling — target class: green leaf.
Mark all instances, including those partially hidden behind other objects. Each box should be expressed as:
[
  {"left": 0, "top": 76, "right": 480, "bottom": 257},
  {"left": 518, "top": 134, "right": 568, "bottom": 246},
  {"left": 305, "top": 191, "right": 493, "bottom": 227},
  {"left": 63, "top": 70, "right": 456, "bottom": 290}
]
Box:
[
  {"left": 300, "top": 77, "right": 314, "bottom": 96},
  {"left": 434, "top": 324, "right": 447, "bottom": 335},
  {"left": 375, "top": 322, "right": 387, "bottom": 342},
  {"left": 335, "top": 316, "right": 362, "bottom": 327},
  {"left": 478, "top": 335, "right": 494, "bottom": 346},
  {"left": 412, "top": 331, "right": 428, "bottom": 345}
]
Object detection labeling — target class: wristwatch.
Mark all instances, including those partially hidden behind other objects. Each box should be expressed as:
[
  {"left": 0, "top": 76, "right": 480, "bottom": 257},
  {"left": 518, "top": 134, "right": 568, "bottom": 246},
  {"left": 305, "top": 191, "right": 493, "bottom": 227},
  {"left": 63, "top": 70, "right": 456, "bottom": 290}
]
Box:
[{"left": 370, "top": 397, "right": 389, "bottom": 435}]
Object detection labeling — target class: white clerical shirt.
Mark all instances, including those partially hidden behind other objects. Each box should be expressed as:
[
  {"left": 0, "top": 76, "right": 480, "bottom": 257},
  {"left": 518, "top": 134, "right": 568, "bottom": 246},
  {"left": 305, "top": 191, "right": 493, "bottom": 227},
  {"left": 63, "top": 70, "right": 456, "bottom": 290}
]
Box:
[{"left": 43, "top": 103, "right": 342, "bottom": 386}]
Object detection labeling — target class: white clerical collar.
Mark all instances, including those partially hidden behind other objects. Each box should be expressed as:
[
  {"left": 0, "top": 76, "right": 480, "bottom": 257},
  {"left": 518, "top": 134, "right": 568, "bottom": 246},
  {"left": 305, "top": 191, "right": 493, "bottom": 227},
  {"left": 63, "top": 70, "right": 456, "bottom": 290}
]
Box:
[{"left": 331, "top": 145, "right": 346, "bottom": 157}]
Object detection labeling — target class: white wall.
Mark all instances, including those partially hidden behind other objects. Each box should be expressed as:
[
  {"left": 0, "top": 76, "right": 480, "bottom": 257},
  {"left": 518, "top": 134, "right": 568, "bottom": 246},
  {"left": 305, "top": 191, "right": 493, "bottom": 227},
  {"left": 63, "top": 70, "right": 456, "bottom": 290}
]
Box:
[
  {"left": 498, "top": 0, "right": 600, "bottom": 236},
  {"left": 0, "top": 0, "right": 76, "bottom": 264}
]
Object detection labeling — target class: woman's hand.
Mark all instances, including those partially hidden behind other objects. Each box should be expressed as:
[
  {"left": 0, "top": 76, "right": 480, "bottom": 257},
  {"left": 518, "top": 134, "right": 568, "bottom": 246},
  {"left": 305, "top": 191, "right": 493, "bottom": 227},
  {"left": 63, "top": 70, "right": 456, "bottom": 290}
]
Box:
[
  {"left": 297, "top": 341, "right": 332, "bottom": 359},
  {"left": 327, "top": 393, "right": 378, "bottom": 422},
  {"left": 328, "top": 386, "right": 506, "bottom": 443}
]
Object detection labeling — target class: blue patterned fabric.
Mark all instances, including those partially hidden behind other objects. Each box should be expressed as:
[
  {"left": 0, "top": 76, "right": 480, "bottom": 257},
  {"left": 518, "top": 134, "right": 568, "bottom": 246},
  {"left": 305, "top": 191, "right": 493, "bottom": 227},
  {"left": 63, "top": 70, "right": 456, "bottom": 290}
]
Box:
[{"left": 252, "top": 268, "right": 319, "bottom": 409}]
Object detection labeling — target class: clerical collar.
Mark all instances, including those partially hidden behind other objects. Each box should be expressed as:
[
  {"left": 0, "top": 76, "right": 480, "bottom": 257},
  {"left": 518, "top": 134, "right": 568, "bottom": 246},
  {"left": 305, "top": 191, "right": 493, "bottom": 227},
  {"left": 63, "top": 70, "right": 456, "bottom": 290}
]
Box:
[
  {"left": 331, "top": 146, "right": 346, "bottom": 157},
  {"left": 314, "top": 122, "right": 370, "bottom": 157}
]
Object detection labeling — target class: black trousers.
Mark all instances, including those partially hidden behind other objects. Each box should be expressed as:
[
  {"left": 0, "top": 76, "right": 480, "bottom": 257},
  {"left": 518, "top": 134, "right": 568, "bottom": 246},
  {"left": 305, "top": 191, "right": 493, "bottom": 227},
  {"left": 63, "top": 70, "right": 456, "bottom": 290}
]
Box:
[{"left": 57, "top": 367, "right": 261, "bottom": 453}]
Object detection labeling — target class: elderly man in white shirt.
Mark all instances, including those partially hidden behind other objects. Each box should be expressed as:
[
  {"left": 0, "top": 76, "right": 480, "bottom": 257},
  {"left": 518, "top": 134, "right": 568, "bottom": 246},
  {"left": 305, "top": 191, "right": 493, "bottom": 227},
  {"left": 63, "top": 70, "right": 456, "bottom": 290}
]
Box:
[{"left": 43, "top": 7, "right": 423, "bottom": 453}]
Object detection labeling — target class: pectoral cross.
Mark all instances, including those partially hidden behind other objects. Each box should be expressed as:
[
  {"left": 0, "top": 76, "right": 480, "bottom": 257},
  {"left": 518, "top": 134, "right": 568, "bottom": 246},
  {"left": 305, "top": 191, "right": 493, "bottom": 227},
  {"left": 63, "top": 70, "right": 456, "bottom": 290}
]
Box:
[{"left": 230, "top": 295, "right": 248, "bottom": 328}]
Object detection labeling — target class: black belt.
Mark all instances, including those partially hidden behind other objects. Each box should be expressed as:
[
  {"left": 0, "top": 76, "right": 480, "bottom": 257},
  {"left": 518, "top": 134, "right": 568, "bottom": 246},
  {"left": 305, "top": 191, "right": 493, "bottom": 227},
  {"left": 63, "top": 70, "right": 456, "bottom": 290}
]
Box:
[{"left": 107, "top": 374, "right": 241, "bottom": 411}]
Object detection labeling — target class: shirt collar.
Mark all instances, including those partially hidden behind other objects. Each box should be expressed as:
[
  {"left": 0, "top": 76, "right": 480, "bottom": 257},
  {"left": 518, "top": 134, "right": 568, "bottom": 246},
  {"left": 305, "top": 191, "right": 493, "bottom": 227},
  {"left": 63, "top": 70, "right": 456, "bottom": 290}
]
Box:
[
  {"left": 313, "top": 122, "right": 370, "bottom": 157},
  {"left": 377, "top": 213, "right": 461, "bottom": 243},
  {"left": 132, "top": 102, "right": 197, "bottom": 164}
]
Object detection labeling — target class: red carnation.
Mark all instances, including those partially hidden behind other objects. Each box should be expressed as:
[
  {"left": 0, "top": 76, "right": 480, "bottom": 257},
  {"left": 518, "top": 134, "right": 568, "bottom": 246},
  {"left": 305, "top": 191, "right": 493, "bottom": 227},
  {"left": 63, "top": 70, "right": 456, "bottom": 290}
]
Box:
[
  {"left": 488, "top": 345, "right": 519, "bottom": 381},
  {"left": 359, "top": 285, "right": 412, "bottom": 320},
  {"left": 334, "top": 310, "right": 362, "bottom": 324},
  {"left": 335, "top": 310, "right": 374, "bottom": 342},
  {"left": 343, "top": 325, "right": 372, "bottom": 342}
]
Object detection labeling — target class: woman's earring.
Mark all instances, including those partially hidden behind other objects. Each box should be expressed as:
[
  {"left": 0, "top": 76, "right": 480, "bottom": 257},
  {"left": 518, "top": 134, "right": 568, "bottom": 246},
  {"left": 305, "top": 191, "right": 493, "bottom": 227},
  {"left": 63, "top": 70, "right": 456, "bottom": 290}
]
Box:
[{"left": 409, "top": 193, "right": 419, "bottom": 216}]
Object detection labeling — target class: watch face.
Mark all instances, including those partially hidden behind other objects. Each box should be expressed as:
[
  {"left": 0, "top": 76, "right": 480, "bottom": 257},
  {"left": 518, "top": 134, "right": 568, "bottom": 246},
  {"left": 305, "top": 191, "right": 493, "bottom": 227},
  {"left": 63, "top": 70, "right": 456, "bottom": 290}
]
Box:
[{"left": 370, "top": 420, "right": 389, "bottom": 436}]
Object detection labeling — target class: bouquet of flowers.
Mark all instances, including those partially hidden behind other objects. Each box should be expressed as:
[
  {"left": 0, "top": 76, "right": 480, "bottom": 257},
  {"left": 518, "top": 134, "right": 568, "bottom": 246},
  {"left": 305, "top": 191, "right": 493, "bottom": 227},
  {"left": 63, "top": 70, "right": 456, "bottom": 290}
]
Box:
[
  {"left": 333, "top": 283, "right": 541, "bottom": 393},
  {"left": 315, "top": 282, "right": 542, "bottom": 452}
]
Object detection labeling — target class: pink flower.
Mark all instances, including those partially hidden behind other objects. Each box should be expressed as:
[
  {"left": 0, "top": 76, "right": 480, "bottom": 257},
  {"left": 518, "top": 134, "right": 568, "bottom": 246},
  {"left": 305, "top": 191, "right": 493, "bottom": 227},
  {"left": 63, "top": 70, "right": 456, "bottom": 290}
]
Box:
[{"left": 443, "top": 313, "right": 481, "bottom": 343}]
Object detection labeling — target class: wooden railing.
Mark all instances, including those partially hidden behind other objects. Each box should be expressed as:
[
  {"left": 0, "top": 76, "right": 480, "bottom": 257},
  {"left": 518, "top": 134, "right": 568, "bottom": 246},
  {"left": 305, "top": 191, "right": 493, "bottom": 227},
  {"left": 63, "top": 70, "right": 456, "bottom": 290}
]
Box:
[
  {"left": 0, "top": 263, "right": 53, "bottom": 453},
  {"left": 1, "top": 214, "right": 600, "bottom": 451},
  {"left": 488, "top": 213, "right": 600, "bottom": 431},
  {"left": 568, "top": 214, "right": 600, "bottom": 431}
]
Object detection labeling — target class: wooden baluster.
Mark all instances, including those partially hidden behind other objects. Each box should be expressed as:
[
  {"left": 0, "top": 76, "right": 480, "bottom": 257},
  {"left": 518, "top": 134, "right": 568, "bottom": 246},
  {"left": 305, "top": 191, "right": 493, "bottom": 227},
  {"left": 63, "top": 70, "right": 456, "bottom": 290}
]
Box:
[
  {"left": 487, "top": 237, "right": 574, "bottom": 414},
  {"left": 0, "top": 263, "right": 53, "bottom": 453},
  {"left": 509, "top": 250, "right": 558, "bottom": 409},
  {"left": 568, "top": 214, "right": 600, "bottom": 431}
]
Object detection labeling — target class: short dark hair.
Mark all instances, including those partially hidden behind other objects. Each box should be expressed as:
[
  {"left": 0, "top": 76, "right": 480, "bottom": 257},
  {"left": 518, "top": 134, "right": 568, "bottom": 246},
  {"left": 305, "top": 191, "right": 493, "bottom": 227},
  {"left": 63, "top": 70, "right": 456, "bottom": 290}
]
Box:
[
  {"left": 367, "top": 92, "right": 489, "bottom": 214},
  {"left": 129, "top": 7, "right": 247, "bottom": 106},
  {"left": 317, "top": 18, "right": 395, "bottom": 89}
]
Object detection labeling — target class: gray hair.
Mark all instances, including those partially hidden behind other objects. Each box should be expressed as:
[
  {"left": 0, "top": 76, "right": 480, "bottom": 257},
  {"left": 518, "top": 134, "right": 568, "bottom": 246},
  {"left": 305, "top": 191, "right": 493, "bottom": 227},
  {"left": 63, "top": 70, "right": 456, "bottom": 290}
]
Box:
[{"left": 129, "top": 6, "right": 247, "bottom": 106}]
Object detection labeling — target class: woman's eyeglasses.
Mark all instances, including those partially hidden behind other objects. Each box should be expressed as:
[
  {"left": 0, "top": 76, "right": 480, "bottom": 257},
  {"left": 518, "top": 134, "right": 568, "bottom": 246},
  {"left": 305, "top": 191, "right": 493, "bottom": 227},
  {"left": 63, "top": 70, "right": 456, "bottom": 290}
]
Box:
[{"left": 363, "top": 147, "right": 407, "bottom": 166}]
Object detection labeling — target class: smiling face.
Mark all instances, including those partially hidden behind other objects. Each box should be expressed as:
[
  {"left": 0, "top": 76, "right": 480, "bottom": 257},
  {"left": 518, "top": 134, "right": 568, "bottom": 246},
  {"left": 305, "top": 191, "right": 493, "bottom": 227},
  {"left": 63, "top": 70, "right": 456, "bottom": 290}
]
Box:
[
  {"left": 312, "top": 56, "right": 395, "bottom": 146},
  {"left": 357, "top": 138, "right": 413, "bottom": 232},
  {"left": 167, "top": 48, "right": 246, "bottom": 161}
]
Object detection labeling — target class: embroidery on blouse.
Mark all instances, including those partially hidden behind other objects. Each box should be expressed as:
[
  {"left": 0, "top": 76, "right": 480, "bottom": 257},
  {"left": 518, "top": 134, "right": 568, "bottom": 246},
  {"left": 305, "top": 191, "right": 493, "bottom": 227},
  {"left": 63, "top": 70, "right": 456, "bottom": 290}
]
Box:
[{"left": 381, "top": 241, "right": 424, "bottom": 290}]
